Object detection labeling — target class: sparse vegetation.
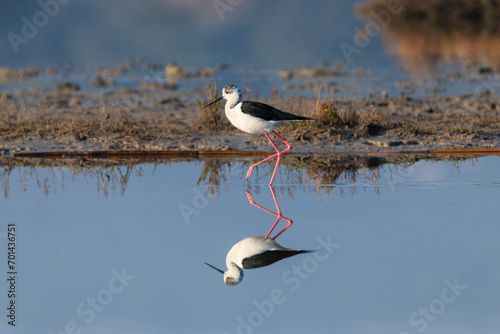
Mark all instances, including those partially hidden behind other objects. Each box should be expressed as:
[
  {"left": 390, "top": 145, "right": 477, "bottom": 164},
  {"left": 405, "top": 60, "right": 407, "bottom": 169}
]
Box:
[
  {"left": 196, "top": 83, "right": 230, "bottom": 131},
  {"left": 315, "top": 99, "right": 341, "bottom": 127},
  {"left": 0, "top": 80, "right": 499, "bottom": 153}
]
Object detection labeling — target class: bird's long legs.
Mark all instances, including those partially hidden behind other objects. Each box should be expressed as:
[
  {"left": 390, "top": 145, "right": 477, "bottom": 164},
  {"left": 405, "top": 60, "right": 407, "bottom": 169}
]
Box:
[
  {"left": 245, "top": 131, "right": 293, "bottom": 185},
  {"left": 245, "top": 185, "right": 293, "bottom": 239}
]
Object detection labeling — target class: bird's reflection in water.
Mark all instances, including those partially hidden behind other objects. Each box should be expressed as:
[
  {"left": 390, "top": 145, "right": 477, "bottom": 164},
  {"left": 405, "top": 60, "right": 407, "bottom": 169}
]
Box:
[{"left": 205, "top": 186, "right": 311, "bottom": 285}]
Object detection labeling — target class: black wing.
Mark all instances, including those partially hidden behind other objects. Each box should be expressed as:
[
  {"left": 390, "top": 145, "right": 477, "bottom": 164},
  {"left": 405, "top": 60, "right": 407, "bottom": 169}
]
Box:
[
  {"left": 242, "top": 250, "right": 311, "bottom": 269},
  {"left": 241, "top": 101, "right": 312, "bottom": 121}
]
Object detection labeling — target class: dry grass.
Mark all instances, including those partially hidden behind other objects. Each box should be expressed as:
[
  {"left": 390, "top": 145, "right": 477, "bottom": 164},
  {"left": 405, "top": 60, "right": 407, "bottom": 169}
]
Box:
[
  {"left": 196, "top": 83, "right": 230, "bottom": 131},
  {"left": 309, "top": 86, "right": 386, "bottom": 130},
  {"left": 0, "top": 84, "right": 408, "bottom": 144},
  {"left": 0, "top": 94, "right": 151, "bottom": 143},
  {"left": 313, "top": 98, "right": 360, "bottom": 128},
  {"left": 1, "top": 82, "right": 499, "bottom": 152}
]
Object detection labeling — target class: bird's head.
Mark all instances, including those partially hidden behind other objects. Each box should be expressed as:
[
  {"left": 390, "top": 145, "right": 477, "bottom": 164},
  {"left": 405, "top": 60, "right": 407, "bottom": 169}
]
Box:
[
  {"left": 203, "top": 84, "right": 241, "bottom": 109},
  {"left": 205, "top": 262, "right": 243, "bottom": 285},
  {"left": 222, "top": 85, "right": 241, "bottom": 100},
  {"left": 224, "top": 269, "right": 243, "bottom": 285}
]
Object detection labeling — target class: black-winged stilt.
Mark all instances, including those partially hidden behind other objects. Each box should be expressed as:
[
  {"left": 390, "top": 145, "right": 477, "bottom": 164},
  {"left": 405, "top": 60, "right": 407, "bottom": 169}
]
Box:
[
  {"left": 205, "top": 237, "right": 310, "bottom": 285},
  {"left": 205, "top": 186, "right": 310, "bottom": 285},
  {"left": 204, "top": 85, "right": 313, "bottom": 184}
]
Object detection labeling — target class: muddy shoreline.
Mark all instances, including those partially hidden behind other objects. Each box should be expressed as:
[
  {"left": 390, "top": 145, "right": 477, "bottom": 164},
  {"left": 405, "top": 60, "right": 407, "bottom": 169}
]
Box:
[{"left": 0, "top": 83, "right": 499, "bottom": 155}]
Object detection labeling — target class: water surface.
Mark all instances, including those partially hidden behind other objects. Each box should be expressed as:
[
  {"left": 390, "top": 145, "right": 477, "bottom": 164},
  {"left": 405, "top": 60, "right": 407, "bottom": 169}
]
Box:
[{"left": 0, "top": 155, "right": 499, "bottom": 333}]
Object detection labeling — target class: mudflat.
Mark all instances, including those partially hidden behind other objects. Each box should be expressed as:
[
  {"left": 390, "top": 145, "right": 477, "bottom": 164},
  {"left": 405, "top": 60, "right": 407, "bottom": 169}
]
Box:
[{"left": 0, "top": 81, "right": 498, "bottom": 155}]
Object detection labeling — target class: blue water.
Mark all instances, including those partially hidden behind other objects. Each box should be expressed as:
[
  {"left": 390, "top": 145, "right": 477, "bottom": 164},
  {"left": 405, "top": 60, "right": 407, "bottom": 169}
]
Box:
[
  {"left": 0, "top": 155, "right": 499, "bottom": 334},
  {"left": 3, "top": 2, "right": 499, "bottom": 102}
]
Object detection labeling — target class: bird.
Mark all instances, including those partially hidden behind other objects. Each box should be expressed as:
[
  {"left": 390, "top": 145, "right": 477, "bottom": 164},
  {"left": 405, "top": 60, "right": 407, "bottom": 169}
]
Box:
[
  {"left": 204, "top": 85, "right": 313, "bottom": 184},
  {"left": 205, "top": 185, "right": 307, "bottom": 285},
  {"left": 245, "top": 185, "right": 293, "bottom": 240},
  {"left": 205, "top": 236, "right": 311, "bottom": 285}
]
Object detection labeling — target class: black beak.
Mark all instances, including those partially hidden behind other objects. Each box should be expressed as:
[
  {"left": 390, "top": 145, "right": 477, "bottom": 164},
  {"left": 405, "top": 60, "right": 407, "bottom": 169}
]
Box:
[
  {"left": 204, "top": 262, "right": 224, "bottom": 274},
  {"left": 203, "top": 96, "right": 223, "bottom": 108}
]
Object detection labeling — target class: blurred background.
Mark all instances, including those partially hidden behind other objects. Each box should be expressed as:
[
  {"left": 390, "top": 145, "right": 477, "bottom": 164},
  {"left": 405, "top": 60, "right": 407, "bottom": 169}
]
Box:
[
  {"left": 1, "top": 1, "right": 384, "bottom": 69},
  {"left": 2, "top": 0, "right": 500, "bottom": 99}
]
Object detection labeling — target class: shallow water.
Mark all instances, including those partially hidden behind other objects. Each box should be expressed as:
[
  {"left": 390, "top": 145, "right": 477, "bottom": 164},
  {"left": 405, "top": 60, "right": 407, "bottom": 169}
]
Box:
[{"left": 0, "top": 155, "right": 499, "bottom": 334}]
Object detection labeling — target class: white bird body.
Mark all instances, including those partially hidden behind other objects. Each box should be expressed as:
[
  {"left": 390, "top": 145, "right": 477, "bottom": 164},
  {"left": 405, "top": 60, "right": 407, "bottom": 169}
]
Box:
[
  {"left": 203, "top": 85, "right": 313, "bottom": 184},
  {"left": 226, "top": 236, "right": 287, "bottom": 268},
  {"left": 224, "top": 99, "right": 281, "bottom": 135},
  {"left": 206, "top": 236, "right": 310, "bottom": 285}
]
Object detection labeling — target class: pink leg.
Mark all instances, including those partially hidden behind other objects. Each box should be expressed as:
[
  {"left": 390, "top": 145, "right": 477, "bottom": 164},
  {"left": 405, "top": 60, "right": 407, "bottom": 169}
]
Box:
[
  {"left": 245, "top": 134, "right": 279, "bottom": 180},
  {"left": 245, "top": 185, "right": 293, "bottom": 239},
  {"left": 246, "top": 131, "right": 293, "bottom": 185},
  {"left": 268, "top": 131, "right": 292, "bottom": 185}
]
